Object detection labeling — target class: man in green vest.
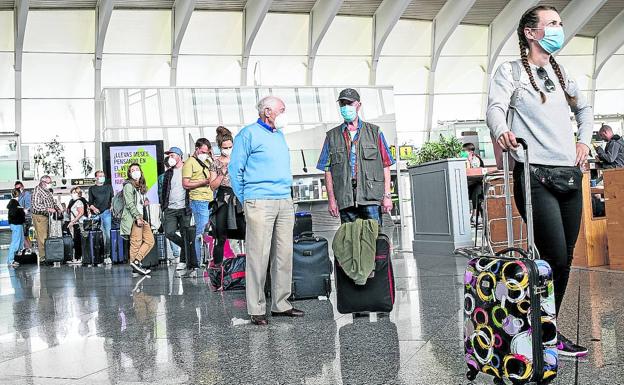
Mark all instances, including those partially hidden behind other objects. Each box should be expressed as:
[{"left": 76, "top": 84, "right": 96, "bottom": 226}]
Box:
[{"left": 316, "top": 88, "right": 395, "bottom": 224}]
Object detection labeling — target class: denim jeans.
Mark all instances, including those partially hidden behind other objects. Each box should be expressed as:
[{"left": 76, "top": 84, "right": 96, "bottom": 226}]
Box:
[
  {"left": 339, "top": 205, "right": 382, "bottom": 225},
  {"left": 99, "top": 209, "right": 112, "bottom": 256},
  {"left": 8, "top": 224, "right": 24, "bottom": 265},
  {"left": 190, "top": 200, "right": 210, "bottom": 266}
]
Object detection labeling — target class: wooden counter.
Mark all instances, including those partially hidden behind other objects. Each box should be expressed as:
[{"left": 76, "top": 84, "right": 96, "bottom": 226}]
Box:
[
  {"left": 604, "top": 169, "right": 624, "bottom": 269},
  {"left": 573, "top": 172, "right": 609, "bottom": 267}
]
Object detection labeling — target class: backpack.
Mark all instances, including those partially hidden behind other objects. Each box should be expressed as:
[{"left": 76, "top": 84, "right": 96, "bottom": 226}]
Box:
[{"left": 112, "top": 182, "right": 132, "bottom": 220}]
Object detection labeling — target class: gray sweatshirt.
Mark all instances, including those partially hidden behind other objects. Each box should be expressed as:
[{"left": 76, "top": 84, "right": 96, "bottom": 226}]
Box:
[{"left": 486, "top": 59, "right": 593, "bottom": 166}]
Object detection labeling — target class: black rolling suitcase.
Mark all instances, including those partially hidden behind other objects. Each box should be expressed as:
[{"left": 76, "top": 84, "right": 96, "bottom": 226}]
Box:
[
  {"left": 293, "top": 211, "right": 312, "bottom": 237},
  {"left": 110, "top": 229, "right": 127, "bottom": 264},
  {"left": 335, "top": 232, "right": 395, "bottom": 314},
  {"left": 143, "top": 232, "right": 166, "bottom": 268},
  {"left": 45, "top": 216, "right": 68, "bottom": 265},
  {"left": 82, "top": 230, "right": 104, "bottom": 266},
  {"left": 464, "top": 139, "right": 558, "bottom": 385},
  {"left": 291, "top": 232, "right": 332, "bottom": 300}
]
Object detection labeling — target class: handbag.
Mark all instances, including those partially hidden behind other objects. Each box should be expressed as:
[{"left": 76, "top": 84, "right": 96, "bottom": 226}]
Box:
[{"left": 529, "top": 165, "right": 582, "bottom": 194}]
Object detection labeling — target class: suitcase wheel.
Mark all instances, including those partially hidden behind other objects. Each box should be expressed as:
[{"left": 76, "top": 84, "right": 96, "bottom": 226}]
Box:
[{"left": 466, "top": 368, "right": 478, "bottom": 382}]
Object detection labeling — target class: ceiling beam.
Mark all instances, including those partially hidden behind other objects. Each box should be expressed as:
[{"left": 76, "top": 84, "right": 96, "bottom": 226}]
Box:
[
  {"left": 369, "top": 0, "right": 411, "bottom": 85},
  {"left": 430, "top": 0, "right": 476, "bottom": 72},
  {"left": 14, "top": 0, "right": 28, "bottom": 72},
  {"left": 240, "top": 0, "right": 273, "bottom": 85},
  {"left": 306, "top": 0, "right": 343, "bottom": 85},
  {"left": 486, "top": 0, "right": 540, "bottom": 75},
  {"left": 95, "top": 0, "right": 113, "bottom": 72},
  {"left": 593, "top": 8, "right": 624, "bottom": 79},
  {"left": 170, "top": 0, "right": 196, "bottom": 86},
  {"left": 559, "top": 0, "right": 607, "bottom": 50}
]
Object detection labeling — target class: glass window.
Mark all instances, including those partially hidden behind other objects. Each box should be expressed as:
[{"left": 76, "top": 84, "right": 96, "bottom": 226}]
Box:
[
  {"left": 103, "top": 89, "right": 127, "bottom": 128},
  {"left": 594, "top": 90, "right": 624, "bottom": 115},
  {"left": 145, "top": 90, "right": 161, "bottom": 126},
  {"left": 317, "top": 87, "right": 341, "bottom": 123},
  {"left": 0, "top": 53, "right": 15, "bottom": 98},
  {"left": 0, "top": 100, "right": 15, "bottom": 133},
  {"left": 313, "top": 57, "right": 370, "bottom": 86},
  {"left": 104, "top": 10, "right": 171, "bottom": 54},
  {"left": 395, "top": 95, "right": 426, "bottom": 137},
  {"left": 180, "top": 11, "right": 242, "bottom": 55},
  {"left": 26, "top": 142, "right": 96, "bottom": 178},
  {"left": 24, "top": 10, "right": 94, "bottom": 53},
  {"left": 22, "top": 53, "right": 94, "bottom": 98},
  {"left": 128, "top": 89, "right": 144, "bottom": 127},
  {"left": 555, "top": 55, "right": 593, "bottom": 91},
  {"left": 297, "top": 88, "right": 319, "bottom": 123},
  {"left": 22, "top": 99, "right": 95, "bottom": 143},
  {"left": 376, "top": 57, "right": 429, "bottom": 94},
  {"left": 441, "top": 25, "right": 488, "bottom": 56},
  {"left": 435, "top": 57, "right": 487, "bottom": 94},
  {"left": 317, "top": 16, "right": 372, "bottom": 56},
  {"left": 0, "top": 11, "right": 14, "bottom": 51},
  {"left": 247, "top": 56, "right": 307, "bottom": 86},
  {"left": 596, "top": 55, "right": 624, "bottom": 90},
  {"left": 251, "top": 13, "right": 308, "bottom": 55},
  {"left": 433, "top": 94, "right": 485, "bottom": 123},
  {"left": 177, "top": 56, "right": 241, "bottom": 86},
  {"left": 240, "top": 88, "right": 259, "bottom": 124},
  {"left": 381, "top": 19, "right": 431, "bottom": 56},
  {"left": 159, "top": 89, "right": 179, "bottom": 126},
  {"left": 194, "top": 89, "right": 219, "bottom": 125},
  {"left": 275, "top": 88, "right": 299, "bottom": 123},
  {"left": 102, "top": 55, "right": 170, "bottom": 87},
  {"left": 359, "top": 88, "right": 383, "bottom": 121},
  {"left": 217, "top": 89, "right": 242, "bottom": 126}
]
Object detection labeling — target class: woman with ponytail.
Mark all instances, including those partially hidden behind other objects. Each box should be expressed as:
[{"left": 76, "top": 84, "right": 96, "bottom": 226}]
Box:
[
  {"left": 208, "top": 126, "right": 244, "bottom": 266},
  {"left": 486, "top": 5, "right": 593, "bottom": 357}
]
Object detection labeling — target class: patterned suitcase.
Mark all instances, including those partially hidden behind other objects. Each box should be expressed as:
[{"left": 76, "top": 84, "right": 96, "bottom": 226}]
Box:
[{"left": 464, "top": 139, "right": 558, "bottom": 385}]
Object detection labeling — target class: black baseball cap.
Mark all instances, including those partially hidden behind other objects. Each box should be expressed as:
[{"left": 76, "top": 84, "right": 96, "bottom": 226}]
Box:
[{"left": 337, "top": 88, "right": 360, "bottom": 103}]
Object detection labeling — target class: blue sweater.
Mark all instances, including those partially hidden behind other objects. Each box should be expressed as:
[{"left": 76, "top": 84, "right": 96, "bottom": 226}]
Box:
[{"left": 229, "top": 121, "right": 292, "bottom": 202}]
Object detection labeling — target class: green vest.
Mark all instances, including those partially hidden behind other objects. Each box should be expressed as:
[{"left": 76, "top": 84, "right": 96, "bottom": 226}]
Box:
[{"left": 326, "top": 121, "right": 385, "bottom": 210}]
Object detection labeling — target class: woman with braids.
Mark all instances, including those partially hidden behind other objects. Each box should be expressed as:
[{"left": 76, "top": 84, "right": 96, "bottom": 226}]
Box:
[
  {"left": 208, "top": 126, "right": 244, "bottom": 267},
  {"left": 486, "top": 5, "right": 592, "bottom": 357}
]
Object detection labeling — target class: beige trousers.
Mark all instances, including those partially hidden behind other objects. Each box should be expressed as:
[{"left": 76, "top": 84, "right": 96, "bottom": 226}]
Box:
[
  {"left": 244, "top": 199, "right": 295, "bottom": 316},
  {"left": 32, "top": 214, "right": 48, "bottom": 261},
  {"left": 129, "top": 223, "right": 155, "bottom": 263}
]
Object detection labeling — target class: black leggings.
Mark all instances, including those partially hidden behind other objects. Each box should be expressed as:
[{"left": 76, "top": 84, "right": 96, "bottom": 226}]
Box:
[
  {"left": 73, "top": 223, "right": 82, "bottom": 259},
  {"left": 212, "top": 188, "right": 232, "bottom": 265},
  {"left": 513, "top": 163, "right": 582, "bottom": 314},
  {"left": 468, "top": 181, "right": 483, "bottom": 212}
]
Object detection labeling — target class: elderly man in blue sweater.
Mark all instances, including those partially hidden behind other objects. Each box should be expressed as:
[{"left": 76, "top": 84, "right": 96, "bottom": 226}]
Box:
[{"left": 228, "top": 96, "right": 304, "bottom": 326}]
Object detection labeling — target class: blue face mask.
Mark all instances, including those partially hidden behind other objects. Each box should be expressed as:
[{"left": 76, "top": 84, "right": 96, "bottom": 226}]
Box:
[
  {"left": 538, "top": 27, "right": 564, "bottom": 54},
  {"left": 340, "top": 105, "right": 357, "bottom": 123}
]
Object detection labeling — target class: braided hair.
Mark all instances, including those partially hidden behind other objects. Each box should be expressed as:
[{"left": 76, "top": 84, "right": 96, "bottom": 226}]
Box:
[{"left": 517, "top": 6, "right": 576, "bottom": 106}]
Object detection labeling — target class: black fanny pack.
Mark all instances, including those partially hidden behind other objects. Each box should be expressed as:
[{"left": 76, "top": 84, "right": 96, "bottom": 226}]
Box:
[{"left": 529, "top": 165, "right": 582, "bottom": 193}]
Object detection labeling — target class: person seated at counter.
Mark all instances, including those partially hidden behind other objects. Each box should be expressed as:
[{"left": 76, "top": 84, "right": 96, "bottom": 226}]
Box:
[
  {"left": 594, "top": 124, "right": 624, "bottom": 169},
  {"left": 463, "top": 143, "right": 484, "bottom": 226}
]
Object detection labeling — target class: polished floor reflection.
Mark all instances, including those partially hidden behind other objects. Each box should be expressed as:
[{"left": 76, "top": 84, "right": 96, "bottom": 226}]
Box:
[{"left": 0, "top": 237, "right": 622, "bottom": 384}]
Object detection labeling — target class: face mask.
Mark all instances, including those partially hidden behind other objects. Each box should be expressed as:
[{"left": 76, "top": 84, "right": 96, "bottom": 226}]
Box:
[
  {"left": 197, "top": 153, "right": 209, "bottom": 162},
  {"left": 273, "top": 113, "right": 289, "bottom": 130},
  {"left": 221, "top": 148, "right": 232, "bottom": 157},
  {"left": 44, "top": 183, "right": 51, "bottom": 190},
  {"left": 167, "top": 157, "right": 177, "bottom": 168},
  {"left": 97, "top": 176, "right": 105, "bottom": 184},
  {"left": 538, "top": 26, "right": 564, "bottom": 54},
  {"left": 131, "top": 171, "right": 142, "bottom": 181},
  {"left": 340, "top": 105, "right": 357, "bottom": 123},
  {"left": 71, "top": 193, "right": 79, "bottom": 200}
]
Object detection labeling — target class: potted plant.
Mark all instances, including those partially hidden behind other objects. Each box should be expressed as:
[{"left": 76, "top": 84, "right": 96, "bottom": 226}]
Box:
[{"left": 407, "top": 135, "right": 472, "bottom": 255}]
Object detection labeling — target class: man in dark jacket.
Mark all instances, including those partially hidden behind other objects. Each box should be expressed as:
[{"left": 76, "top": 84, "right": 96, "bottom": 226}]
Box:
[
  {"left": 160, "top": 147, "right": 193, "bottom": 275},
  {"left": 316, "top": 88, "right": 395, "bottom": 224},
  {"left": 595, "top": 124, "right": 624, "bottom": 169}
]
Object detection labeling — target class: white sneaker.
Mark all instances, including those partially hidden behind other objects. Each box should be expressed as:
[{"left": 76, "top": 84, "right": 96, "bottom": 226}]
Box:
[
  {"left": 176, "top": 262, "right": 186, "bottom": 271},
  {"left": 104, "top": 257, "right": 112, "bottom": 265}
]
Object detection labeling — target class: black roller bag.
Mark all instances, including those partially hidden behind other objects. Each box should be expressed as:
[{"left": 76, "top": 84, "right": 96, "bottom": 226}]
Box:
[
  {"left": 291, "top": 231, "right": 332, "bottom": 300},
  {"left": 335, "top": 232, "right": 395, "bottom": 314}
]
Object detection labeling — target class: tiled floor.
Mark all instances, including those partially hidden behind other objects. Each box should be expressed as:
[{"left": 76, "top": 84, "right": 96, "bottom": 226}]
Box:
[{"left": 0, "top": 229, "right": 622, "bottom": 384}]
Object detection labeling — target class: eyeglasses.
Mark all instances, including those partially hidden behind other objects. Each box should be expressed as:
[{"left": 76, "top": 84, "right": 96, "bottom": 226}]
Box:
[{"left": 536, "top": 67, "right": 556, "bottom": 93}]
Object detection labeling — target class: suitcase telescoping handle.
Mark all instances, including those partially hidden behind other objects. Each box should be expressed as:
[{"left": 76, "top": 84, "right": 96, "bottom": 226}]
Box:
[{"left": 497, "top": 138, "right": 537, "bottom": 260}]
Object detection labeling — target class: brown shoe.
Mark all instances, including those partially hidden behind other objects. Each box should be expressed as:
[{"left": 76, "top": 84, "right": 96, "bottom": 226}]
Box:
[
  {"left": 250, "top": 315, "right": 269, "bottom": 326},
  {"left": 271, "top": 308, "right": 305, "bottom": 317}
]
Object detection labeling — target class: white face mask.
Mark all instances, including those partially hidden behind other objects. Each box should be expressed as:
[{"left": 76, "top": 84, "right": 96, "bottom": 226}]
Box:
[
  {"left": 273, "top": 113, "right": 289, "bottom": 130},
  {"left": 167, "top": 157, "right": 177, "bottom": 168},
  {"left": 131, "top": 170, "right": 142, "bottom": 181},
  {"left": 97, "top": 176, "right": 105, "bottom": 184},
  {"left": 197, "top": 153, "right": 209, "bottom": 162},
  {"left": 71, "top": 193, "right": 79, "bottom": 200},
  {"left": 221, "top": 148, "right": 232, "bottom": 157}
]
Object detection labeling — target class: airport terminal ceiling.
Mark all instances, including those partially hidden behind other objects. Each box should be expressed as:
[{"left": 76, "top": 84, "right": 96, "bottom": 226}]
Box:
[{"left": 0, "top": 0, "right": 623, "bottom": 182}]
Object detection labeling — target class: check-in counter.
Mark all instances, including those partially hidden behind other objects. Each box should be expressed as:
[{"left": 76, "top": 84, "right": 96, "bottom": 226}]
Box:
[
  {"left": 573, "top": 171, "right": 609, "bottom": 267},
  {"left": 604, "top": 169, "right": 624, "bottom": 269}
]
